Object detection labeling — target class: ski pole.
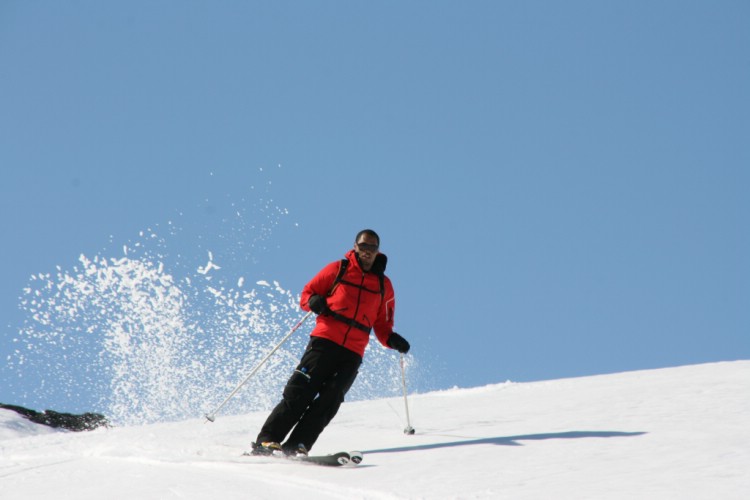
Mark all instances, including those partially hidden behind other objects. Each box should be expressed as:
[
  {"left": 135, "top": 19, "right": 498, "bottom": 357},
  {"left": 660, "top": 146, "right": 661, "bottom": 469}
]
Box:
[
  {"left": 400, "top": 353, "right": 416, "bottom": 434},
  {"left": 204, "top": 310, "right": 314, "bottom": 423}
]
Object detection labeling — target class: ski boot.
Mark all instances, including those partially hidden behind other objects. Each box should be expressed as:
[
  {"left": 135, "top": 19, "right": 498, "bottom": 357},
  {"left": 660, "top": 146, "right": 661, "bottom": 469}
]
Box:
[
  {"left": 283, "top": 442, "right": 309, "bottom": 457},
  {"left": 250, "top": 441, "right": 282, "bottom": 456}
]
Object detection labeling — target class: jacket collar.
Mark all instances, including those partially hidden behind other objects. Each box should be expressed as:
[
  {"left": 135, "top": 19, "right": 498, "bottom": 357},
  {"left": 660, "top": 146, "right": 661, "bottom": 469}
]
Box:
[{"left": 345, "top": 249, "right": 388, "bottom": 275}]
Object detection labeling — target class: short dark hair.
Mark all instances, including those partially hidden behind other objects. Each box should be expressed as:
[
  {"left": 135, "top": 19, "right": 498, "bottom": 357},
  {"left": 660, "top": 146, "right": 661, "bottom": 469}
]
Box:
[{"left": 355, "top": 229, "right": 380, "bottom": 246}]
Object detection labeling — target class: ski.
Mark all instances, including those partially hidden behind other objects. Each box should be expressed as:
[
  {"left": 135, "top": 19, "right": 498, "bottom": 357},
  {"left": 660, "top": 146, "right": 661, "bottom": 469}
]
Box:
[
  {"left": 243, "top": 449, "right": 363, "bottom": 467},
  {"left": 294, "top": 451, "right": 354, "bottom": 467}
]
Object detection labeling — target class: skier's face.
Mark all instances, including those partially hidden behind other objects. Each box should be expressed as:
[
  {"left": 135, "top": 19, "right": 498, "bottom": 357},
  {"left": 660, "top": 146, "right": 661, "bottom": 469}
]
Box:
[{"left": 355, "top": 234, "right": 379, "bottom": 271}]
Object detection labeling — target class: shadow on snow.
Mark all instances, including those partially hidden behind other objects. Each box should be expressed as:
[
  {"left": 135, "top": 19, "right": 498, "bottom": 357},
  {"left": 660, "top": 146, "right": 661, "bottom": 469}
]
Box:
[{"left": 364, "top": 431, "right": 647, "bottom": 454}]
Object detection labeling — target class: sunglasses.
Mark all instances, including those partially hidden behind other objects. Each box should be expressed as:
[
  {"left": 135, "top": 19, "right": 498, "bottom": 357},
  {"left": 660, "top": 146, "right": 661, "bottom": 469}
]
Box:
[{"left": 356, "top": 242, "right": 379, "bottom": 253}]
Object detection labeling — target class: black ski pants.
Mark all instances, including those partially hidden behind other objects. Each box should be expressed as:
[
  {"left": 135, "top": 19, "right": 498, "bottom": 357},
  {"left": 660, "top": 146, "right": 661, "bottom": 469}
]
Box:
[{"left": 256, "top": 337, "right": 362, "bottom": 451}]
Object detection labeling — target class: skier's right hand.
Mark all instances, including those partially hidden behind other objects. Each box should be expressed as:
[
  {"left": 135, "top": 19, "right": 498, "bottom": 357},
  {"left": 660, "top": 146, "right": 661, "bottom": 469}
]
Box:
[
  {"left": 387, "top": 332, "right": 411, "bottom": 354},
  {"left": 308, "top": 295, "right": 329, "bottom": 315}
]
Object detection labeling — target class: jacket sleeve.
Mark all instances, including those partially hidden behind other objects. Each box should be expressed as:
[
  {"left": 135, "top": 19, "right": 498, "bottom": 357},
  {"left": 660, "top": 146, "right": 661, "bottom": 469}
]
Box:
[
  {"left": 372, "top": 276, "right": 396, "bottom": 348},
  {"left": 300, "top": 261, "right": 340, "bottom": 311}
]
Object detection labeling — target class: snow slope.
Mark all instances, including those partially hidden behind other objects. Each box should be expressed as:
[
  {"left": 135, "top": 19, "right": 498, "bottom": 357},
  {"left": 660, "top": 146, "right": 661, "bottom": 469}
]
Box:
[{"left": 2, "top": 361, "right": 748, "bottom": 499}]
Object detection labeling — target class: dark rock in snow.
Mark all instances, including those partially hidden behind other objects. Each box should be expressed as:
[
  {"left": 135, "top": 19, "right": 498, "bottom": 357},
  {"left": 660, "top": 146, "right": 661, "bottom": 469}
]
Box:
[{"left": 0, "top": 403, "right": 109, "bottom": 431}]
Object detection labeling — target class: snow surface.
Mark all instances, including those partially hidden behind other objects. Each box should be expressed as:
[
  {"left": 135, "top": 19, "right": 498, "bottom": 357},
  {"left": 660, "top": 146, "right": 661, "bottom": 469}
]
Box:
[{"left": 2, "top": 361, "right": 748, "bottom": 499}]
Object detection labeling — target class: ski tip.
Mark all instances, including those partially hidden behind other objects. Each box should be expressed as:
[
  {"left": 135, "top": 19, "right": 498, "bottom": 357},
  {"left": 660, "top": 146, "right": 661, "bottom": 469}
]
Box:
[{"left": 348, "top": 451, "right": 363, "bottom": 465}]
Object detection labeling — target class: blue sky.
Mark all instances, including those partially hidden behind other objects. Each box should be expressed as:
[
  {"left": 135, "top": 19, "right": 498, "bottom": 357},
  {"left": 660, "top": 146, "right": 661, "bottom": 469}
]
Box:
[{"left": 1, "top": 1, "right": 748, "bottom": 414}]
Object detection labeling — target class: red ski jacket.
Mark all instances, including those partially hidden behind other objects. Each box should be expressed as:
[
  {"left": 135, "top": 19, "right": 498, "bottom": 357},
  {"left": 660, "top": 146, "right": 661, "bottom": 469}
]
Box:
[{"left": 301, "top": 249, "right": 396, "bottom": 358}]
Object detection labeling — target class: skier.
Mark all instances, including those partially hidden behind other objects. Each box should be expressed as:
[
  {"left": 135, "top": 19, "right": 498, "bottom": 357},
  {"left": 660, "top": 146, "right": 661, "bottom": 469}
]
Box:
[{"left": 252, "top": 229, "right": 410, "bottom": 457}]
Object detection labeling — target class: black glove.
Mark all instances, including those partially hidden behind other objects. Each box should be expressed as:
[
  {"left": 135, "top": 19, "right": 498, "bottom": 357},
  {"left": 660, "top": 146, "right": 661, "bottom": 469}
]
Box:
[
  {"left": 387, "top": 332, "right": 410, "bottom": 354},
  {"left": 308, "top": 295, "right": 329, "bottom": 315}
]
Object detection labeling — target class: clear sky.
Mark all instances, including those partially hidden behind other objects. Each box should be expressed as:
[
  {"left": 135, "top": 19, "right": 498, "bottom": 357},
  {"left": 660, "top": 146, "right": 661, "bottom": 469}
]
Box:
[{"left": 1, "top": 1, "right": 748, "bottom": 414}]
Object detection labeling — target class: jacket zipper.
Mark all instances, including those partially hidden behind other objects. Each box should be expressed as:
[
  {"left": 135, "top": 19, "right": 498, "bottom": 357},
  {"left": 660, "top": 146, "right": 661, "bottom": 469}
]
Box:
[{"left": 341, "top": 270, "right": 366, "bottom": 347}]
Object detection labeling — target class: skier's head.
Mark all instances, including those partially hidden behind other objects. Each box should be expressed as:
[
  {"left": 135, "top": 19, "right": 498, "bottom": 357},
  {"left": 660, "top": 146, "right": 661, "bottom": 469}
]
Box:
[
  {"left": 355, "top": 229, "right": 380, "bottom": 247},
  {"left": 354, "top": 229, "right": 380, "bottom": 271}
]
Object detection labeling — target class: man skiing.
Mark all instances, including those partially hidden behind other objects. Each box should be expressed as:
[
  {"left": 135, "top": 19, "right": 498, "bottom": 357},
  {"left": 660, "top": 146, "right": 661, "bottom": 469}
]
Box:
[{"left": 252, "top": 229, "right": 410, "bottom": 457}]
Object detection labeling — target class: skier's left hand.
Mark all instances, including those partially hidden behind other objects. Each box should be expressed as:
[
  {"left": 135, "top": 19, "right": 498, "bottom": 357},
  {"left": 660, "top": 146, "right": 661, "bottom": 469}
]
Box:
[{"left": 387, "top": 332, "right": 410, "bottom": 354}]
